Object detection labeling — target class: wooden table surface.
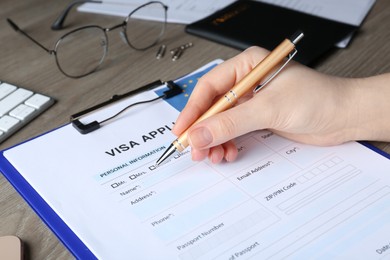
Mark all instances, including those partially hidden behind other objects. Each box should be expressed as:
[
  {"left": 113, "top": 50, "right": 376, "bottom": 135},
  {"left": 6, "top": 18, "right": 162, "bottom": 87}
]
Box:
[{"left": 1, "top": 0, "right": 389, "bottom": 259}]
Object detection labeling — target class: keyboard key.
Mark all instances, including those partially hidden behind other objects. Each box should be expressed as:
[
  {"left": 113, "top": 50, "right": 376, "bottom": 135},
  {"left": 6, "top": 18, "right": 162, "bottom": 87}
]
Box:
[
  {"left": 0, "top": 88, "right": 33, "bottom": 116},
  {"left": 10, "top": 104, "right": 37, "bottom": 121},
  {"left": 0, "top": 81, "right": 55, "bottom": 143},
  {"left": 0, "top": 83, "right": 17, "bottom": 100},
  {"left": 25, "top": 93, "right": 52, "bottom": 109},
  {"left": 0, "top": 115, "right": 20, "bottom": 132}
]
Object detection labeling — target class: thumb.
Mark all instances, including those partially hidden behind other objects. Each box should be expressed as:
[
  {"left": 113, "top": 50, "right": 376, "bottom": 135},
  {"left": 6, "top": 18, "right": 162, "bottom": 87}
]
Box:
[{"left": 187, "top": 99, "right": 269, "bottom": 149}]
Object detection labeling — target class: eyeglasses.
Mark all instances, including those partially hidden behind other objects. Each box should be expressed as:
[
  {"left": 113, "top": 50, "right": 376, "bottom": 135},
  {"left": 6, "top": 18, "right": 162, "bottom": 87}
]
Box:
[{"left": 7, "top": 1, "right": 168, "bottom": 78}]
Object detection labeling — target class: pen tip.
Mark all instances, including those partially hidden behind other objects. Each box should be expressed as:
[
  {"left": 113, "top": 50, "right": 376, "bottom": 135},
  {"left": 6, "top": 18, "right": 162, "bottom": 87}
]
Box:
[{"left": 155, "top": 143, "right": 177, "bottom": 166}]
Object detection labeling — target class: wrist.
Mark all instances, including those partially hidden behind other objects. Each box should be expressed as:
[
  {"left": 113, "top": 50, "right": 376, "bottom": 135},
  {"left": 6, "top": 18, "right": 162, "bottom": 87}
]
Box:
[{"left": 344, "top": 75, "right": 390, "bottom": 142}]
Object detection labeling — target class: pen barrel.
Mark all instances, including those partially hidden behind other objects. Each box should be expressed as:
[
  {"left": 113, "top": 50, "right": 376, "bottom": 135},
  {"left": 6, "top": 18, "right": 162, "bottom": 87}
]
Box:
[
  {"left": 175, "top": 38, "right": 295, "bottom": 152},
  {"left": 232, "top": 39, "right": 295, "bottom": 97}
]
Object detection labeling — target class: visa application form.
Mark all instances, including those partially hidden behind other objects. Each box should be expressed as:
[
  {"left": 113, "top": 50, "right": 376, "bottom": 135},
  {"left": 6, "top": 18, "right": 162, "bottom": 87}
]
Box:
[{"left": 3, "top": 61, "right": 390, "bottom": 259}]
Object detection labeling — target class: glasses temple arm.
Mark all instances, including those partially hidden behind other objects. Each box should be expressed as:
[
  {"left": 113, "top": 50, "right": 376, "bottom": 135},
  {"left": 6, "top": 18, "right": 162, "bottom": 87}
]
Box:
[
  {"left": 51, "top": 0, "right": 102, "bottom": 30},
  {"left": 7, "top": 18, "right": 52, "bottom": 54}
]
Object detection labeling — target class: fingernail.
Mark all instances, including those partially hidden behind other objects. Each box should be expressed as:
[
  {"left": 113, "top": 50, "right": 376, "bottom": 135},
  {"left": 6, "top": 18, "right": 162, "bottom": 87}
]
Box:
[{"left": 188, "top": 127, "right": 213, "bottom": 148}]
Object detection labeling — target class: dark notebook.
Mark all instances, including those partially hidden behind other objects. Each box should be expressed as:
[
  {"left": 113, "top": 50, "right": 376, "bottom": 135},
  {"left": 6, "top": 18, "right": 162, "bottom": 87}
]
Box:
[{"left": 185, "top": 0, "right": 358, "bottom": 65}]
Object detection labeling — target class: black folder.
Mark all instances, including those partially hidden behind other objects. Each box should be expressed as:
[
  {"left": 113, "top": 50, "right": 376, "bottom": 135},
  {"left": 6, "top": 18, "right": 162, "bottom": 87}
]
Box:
[{"left": 185, "top": 0, "right": 358, "bottom": 65}]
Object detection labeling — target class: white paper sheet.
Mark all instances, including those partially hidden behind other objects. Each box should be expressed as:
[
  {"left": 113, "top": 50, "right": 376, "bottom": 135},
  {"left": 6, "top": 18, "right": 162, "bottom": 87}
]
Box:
[
  {"left": 77, "top": 0, "right": 237, "bottom": 24},
  {"left": 257, "top": 0, "right": 375, "bottom": 26},
  {"left": 257, "top": 0, "right": 376, "bottom": 47},
  {"left": 4, "top": 61, "right": 390, "bottom": 259},
  {"left": 78, "top": 0, "right": 375, "bottom": 26}
]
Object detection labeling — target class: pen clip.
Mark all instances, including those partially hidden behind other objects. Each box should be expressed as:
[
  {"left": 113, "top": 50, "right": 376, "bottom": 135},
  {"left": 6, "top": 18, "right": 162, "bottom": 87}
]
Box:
[{"left": 253, "top": 48, "right": 298, "bottom": 93}]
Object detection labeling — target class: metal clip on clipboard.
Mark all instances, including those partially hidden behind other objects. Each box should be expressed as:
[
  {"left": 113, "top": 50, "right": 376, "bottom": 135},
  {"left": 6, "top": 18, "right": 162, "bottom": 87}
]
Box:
[{"left": 70, "top": 80, "right": 182, "bottom": 134}]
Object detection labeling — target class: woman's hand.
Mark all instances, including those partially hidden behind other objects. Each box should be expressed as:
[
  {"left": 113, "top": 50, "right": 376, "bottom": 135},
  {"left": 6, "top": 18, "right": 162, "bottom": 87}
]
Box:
[{"left": 172, "top": 46, "right": 390, "bottom": 163}]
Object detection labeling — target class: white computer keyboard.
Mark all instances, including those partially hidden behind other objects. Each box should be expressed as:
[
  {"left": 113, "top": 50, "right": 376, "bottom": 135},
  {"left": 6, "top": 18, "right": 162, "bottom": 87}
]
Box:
[{"left": 0, "top": 81, "right": 55, "bottom": 143}]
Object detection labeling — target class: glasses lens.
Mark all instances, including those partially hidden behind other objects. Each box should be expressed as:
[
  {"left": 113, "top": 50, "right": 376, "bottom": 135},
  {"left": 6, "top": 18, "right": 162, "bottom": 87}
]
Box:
[
  {"left": 55, "top": 26, "right": 108, "bottom": 78},
  {"left": 125, "top": 2, "right": 166, "bottom": 50}
]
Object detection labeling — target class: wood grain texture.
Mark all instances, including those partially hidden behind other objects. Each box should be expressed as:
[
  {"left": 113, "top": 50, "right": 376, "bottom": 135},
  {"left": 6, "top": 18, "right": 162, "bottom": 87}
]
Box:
[{"left": 0, "top": 0, "right": 389, "bottom": 259}]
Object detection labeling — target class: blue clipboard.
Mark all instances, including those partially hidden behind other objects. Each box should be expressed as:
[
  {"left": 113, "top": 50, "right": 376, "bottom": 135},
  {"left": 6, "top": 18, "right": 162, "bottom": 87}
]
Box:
[
  {"left": 0, "top": 61, "right": 218, "bottom": 259},
  {"left": 1, "top": 59, "right": 389, "bottom": 258}
]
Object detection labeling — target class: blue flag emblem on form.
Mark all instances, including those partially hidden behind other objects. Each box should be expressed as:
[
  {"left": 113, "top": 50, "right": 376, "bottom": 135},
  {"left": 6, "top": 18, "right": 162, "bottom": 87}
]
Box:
[{"left": 155, "top": 63, "right": 217, "bottom": 112}]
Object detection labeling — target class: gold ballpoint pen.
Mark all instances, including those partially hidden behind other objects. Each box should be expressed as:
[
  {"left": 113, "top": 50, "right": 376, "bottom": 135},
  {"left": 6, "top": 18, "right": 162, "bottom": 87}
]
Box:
[{"left": 156, "top": 30, "right": 304, "bottom": 166}]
